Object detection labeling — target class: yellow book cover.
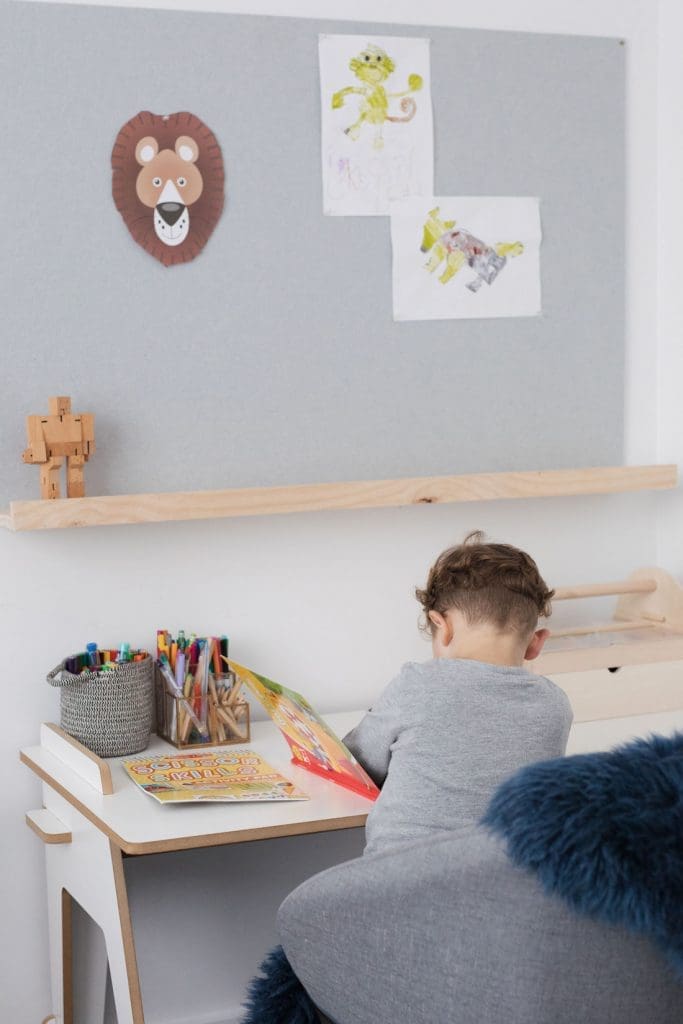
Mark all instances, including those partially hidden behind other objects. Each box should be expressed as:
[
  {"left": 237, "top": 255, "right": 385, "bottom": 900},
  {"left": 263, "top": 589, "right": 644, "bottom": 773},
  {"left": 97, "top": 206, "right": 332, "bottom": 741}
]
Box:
[
  {"left": 123, "top": 749, "right": 309, "bottom": 804},
  {"left": 227, "top": 660, "right": 379, "bottom": 801}
]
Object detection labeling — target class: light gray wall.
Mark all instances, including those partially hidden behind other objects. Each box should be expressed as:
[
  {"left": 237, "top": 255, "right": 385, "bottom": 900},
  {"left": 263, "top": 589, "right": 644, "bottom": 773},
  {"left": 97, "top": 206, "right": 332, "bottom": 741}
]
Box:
[
  {"left": 2, "top": 2, "right": 624, "bottom": 503},
  {"left": 1, "top": 5, "right": 632, "bottom": 1023}
]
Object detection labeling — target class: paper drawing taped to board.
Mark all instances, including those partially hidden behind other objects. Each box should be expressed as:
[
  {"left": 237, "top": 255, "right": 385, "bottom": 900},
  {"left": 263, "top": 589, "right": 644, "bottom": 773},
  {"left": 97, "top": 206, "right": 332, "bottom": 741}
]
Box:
[
  {"left": 319, "top": 34, "right": 433, "bottom": 216},
  {"left": 421, "top": 208, "right": 525, "bottom": 291},
  {"left": 111, "top": 111, "right": 225, "bottom": 267},
  {"left": 391, "top": 197, "right": 542, "bottom": 320}
]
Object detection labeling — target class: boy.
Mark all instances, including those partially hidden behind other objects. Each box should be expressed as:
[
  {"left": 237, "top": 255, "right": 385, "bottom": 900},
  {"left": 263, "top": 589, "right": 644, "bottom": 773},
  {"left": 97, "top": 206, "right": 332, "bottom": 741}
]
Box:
[{"left": 343, "top": 531, "right": 573, "bottom": 856}]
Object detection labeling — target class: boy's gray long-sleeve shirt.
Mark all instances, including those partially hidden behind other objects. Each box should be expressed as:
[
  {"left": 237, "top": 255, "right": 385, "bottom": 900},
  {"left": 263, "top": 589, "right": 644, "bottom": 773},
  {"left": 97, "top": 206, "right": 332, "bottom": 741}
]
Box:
[{"left": 343, "top": 658, "right": 573, "bottom": 856}]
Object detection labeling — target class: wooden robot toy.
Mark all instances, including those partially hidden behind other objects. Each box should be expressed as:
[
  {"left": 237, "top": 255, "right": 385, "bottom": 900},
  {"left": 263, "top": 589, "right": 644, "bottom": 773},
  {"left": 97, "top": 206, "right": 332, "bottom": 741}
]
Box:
[{"left": 22, "top": 396, "right": 95, "bottom": 499}]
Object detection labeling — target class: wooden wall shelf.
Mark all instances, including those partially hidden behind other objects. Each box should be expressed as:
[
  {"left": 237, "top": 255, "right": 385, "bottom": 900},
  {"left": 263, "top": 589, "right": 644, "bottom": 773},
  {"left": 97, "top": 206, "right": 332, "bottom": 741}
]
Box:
[{"left": 0, "top": 464, "right": 676, "bottom": 532}]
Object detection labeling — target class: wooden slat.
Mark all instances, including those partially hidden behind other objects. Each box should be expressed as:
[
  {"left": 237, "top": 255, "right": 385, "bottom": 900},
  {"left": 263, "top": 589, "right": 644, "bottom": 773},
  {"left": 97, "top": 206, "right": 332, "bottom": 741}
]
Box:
[
  {"left": 553, "top": 579, "right": 658, "bottom": 600},
  {"left": 1, "top": 464, "right": 676, "bottom": 531},
  {"left": 549, "top": 619, "right": 655, "bottom": 638}
]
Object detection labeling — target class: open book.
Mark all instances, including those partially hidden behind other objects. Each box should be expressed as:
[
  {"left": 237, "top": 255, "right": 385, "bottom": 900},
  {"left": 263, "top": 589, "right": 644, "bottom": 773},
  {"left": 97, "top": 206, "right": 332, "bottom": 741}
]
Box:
[
  {"left": 124, "top": 749, "right": 309, "bottom": 804},
  {"left": 227, "top": 660, "right": 379, "bottom": 802}
]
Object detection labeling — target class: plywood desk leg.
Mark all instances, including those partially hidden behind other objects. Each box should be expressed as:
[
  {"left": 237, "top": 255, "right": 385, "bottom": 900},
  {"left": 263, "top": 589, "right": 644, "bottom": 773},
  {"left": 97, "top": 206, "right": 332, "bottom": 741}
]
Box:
[
  {"left": 105, "top": 843, "right": 145, "bottom": 1024},
  {"left": 40, "top": 792, "right": 145, "bottom": 1024},
  {"left": 45, "top": 883, "right": 74, "bottom": 1024}
]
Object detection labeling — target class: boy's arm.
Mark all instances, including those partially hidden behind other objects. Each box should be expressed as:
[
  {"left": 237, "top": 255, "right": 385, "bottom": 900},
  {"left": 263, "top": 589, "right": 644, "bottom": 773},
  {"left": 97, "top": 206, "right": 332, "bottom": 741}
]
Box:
[{"left": 342, "top": 684, "right": 403, "bottom": 788}]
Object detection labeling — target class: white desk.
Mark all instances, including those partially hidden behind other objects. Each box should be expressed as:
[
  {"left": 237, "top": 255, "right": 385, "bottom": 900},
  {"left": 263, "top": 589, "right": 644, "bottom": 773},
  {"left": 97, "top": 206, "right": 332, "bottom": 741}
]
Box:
[
  {"left": 21, "top": 711, "right": 367, "bottom": 1024},
  {"left": 24, "top": 705, "right": 683, "bottom": 1024}
]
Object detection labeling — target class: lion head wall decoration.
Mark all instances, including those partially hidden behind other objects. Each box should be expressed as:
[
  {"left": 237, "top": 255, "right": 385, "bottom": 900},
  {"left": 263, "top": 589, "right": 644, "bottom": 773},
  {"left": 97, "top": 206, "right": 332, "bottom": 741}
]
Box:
[{"left": 111, "top": 111, "right": 225, "bottom": 267}]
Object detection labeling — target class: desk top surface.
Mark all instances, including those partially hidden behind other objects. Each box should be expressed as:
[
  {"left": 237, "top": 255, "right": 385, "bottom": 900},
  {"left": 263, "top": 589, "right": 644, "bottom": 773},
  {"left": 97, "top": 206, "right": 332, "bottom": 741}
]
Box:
[
  {"left": 23, "top": 706, "right": 683, "bottom": 856},
  {"left": 21, "top": 711, "right": 370, "bottom": 855}
]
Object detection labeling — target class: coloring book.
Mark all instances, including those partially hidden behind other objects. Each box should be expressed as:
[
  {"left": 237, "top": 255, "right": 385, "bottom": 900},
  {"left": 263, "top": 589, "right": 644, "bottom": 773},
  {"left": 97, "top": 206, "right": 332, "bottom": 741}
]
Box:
[
  {"left": 227, "top": 660, "right": 380, "bottom": 801},
  {"left": 123, "top": 749, "right": 309, "bottom": 804}
]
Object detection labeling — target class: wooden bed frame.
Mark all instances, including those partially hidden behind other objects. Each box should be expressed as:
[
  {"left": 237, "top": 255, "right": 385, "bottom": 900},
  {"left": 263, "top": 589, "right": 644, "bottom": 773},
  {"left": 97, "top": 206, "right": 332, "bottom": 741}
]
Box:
[{"left": 534, "top": 568, "right": 683, "bottom": 675}]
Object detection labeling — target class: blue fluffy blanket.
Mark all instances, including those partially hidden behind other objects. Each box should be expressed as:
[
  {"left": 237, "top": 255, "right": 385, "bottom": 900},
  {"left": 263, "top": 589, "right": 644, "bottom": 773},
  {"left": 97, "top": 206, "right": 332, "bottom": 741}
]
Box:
[
  {"left": 243, "top": 944, "right": 321, "bottom": 1024},
  {"left": 243, "top": 730, "right": 683, "bottom": 1023},
  {"left": 482, "top": 730, "right": 683, "bottom": 976}
]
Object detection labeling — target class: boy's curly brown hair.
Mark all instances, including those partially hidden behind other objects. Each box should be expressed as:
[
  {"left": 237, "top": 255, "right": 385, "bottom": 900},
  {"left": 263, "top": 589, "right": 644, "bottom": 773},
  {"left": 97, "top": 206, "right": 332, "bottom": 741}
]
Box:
[{"left": 416, "top": 531, "right": 554, "bottom": 638}]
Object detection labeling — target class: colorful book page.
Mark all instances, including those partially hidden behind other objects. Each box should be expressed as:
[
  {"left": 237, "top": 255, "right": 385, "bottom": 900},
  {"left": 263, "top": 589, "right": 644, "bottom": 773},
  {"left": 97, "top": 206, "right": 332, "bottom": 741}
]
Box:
[
  {"left": 123, "top": 749, "right": 309, "bottom": 804},
  {"left": 228, "top": 660, "right": 379, "bottom": 802}
]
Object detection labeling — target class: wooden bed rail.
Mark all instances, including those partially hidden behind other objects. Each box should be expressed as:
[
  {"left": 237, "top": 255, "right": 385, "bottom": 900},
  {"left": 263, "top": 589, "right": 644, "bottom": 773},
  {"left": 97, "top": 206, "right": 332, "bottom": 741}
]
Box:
[
  {"left": 550, "top": 619, "right": 658, "bottom": 639},
  {"left": 553, "top": 579, "right": 657, "bottom": 601},
  {"left": 533, "top": 568, "right": 683, "bottom": 674}
]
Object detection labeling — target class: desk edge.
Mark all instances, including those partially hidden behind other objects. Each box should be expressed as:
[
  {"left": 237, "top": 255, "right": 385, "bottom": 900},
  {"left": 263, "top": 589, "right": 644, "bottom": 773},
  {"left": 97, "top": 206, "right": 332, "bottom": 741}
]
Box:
[{"left": 20, "top": 750, "right": 368, "bottom": 855}]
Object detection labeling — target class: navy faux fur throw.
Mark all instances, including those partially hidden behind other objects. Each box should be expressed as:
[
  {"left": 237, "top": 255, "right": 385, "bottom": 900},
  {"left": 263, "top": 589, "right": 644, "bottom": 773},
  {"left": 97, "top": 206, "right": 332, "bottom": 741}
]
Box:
[
  {"left": 242, "top": 945, "right": 320, "bottom": 1024},
  {"left": 483, "top": 730, "right": 683, "bottom": 975}
]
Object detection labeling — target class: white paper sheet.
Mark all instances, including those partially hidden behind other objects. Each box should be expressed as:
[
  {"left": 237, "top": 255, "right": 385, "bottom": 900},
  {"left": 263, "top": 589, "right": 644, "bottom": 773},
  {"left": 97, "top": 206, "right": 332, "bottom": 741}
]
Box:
[
  {"left": 319, "top": 34, "right": 433, "bottom": 216},
  {"left": 391, "top": 196, "right": 543, "bottom": 320}
]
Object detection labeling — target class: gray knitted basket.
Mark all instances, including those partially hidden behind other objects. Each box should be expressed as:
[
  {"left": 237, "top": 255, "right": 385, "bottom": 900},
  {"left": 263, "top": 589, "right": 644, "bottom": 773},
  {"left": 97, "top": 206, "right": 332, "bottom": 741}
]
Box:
[{"left": 47, "top": 654, "right": 154, "bottom": 757}]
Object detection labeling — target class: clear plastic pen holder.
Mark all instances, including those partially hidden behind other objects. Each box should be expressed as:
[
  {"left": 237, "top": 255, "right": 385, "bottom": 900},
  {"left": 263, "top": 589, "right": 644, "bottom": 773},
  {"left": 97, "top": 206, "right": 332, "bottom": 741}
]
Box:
[{"left": 154, "top": 668, "right": 250, "bottom": 749}]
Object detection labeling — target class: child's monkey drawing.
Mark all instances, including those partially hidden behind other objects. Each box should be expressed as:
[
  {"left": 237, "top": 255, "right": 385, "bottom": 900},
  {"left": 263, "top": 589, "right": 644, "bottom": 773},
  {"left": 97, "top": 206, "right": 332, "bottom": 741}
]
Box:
[{"left": 332, "top": 44, "right": 423, "bottom": 149}]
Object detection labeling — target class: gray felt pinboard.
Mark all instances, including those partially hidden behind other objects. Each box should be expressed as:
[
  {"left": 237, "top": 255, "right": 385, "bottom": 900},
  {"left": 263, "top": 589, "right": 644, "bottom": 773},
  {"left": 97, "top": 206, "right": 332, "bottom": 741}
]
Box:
[{"left": 0, "top": 3, "right": 624, "bottom": 501}]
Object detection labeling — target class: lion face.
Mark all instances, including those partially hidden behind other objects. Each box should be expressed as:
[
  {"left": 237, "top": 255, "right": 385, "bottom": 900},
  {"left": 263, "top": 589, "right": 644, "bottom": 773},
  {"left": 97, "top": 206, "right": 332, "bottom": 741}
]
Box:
[
  {"left": 112, "top": 111, "right": 225, "bottom": 267},
  {"left": 134, "top": 135, "right": 204, "bottom": 247}
]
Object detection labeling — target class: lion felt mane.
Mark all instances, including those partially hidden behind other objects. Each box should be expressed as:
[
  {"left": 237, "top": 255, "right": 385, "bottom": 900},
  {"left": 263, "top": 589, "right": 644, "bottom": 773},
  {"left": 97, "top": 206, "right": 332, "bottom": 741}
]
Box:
[{"left": 111, "top": 110, "right": 225, "bottom": 267}]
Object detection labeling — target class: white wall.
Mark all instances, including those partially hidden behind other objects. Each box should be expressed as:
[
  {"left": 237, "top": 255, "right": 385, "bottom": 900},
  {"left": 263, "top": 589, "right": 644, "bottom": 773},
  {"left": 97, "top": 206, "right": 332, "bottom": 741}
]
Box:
[
  {"left": 656, "top": 0, "right": 683, "bottom": 569},
  {"left": 2, "top": 2, "right": 677, "bottom": 1023}
]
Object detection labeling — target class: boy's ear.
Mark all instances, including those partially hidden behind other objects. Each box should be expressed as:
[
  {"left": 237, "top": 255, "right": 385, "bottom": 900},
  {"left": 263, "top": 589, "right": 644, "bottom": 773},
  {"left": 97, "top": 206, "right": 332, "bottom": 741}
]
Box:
[
  {"left": 524, "top": 627, "right": 550, "bottom": 662},
  {"left": 428, "top": 610, "right": 453, "bottom": 646}
]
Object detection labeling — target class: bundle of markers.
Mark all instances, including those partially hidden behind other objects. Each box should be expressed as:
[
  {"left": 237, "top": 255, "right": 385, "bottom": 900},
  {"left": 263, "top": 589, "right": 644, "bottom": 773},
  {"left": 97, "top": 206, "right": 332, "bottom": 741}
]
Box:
[
  {"left": 65, "top": 643, "right": 149, "bottom": 675},
  {"left": 155, "top": 630, "right": 248, "bottom": 746}
]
